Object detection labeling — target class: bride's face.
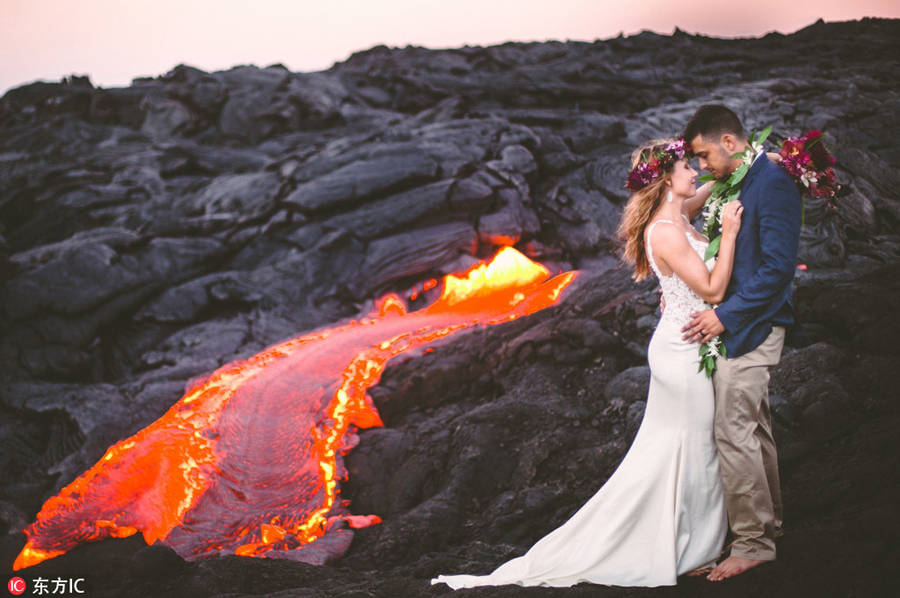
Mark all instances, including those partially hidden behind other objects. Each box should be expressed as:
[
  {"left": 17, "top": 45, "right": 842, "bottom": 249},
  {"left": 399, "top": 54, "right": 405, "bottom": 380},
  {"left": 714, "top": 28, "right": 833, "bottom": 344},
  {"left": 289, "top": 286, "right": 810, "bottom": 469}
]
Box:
[{"left": 668, "top": 159, "right": 697, "bottom": 199}]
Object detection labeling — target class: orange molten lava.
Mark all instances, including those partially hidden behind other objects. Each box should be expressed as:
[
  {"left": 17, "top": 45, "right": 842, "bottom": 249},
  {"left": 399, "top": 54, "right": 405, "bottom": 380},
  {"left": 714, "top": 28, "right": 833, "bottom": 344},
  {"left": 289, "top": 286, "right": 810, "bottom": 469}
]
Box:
[{"left": 14, "top": 247, "right": 576, "bottom": 570}]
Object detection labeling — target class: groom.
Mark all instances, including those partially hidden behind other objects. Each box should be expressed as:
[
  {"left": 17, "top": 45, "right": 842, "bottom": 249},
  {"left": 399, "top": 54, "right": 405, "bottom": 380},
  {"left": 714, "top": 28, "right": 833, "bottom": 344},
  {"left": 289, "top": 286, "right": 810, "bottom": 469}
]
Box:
[{"left": 680, "top": 105, "right": 802, "bottom": 581}]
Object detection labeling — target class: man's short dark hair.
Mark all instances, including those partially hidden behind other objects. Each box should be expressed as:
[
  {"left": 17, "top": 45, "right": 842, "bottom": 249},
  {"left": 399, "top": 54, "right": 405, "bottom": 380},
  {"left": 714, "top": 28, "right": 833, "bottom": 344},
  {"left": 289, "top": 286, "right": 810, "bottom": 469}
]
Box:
[{"left": 682, "top": 104, "right": 745, "bottom": 143}]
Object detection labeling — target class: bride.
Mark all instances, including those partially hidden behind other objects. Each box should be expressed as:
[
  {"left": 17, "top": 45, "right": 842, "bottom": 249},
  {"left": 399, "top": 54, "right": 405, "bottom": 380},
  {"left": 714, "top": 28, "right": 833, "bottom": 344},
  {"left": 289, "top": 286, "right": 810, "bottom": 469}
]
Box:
[{"left": 432, "top": 138, "right": 744, "bottom": 588}]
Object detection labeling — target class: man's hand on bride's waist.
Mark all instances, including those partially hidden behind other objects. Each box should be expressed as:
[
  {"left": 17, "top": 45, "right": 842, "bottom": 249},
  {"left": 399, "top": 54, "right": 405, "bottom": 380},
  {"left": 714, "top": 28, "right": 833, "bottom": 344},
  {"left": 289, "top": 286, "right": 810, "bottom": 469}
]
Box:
[{"left": 682, "top": 310, "right": 725, "bottom": 344}]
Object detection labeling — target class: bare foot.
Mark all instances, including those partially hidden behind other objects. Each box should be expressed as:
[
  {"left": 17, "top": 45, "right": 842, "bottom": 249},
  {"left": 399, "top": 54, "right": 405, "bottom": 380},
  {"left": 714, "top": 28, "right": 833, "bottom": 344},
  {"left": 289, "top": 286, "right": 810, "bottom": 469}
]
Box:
[
  {"left": 686, "top": 567, "right": 713, "bottom": 577},
  {"left": 707, "top": 556, "right": 768, "bottom": 581}
]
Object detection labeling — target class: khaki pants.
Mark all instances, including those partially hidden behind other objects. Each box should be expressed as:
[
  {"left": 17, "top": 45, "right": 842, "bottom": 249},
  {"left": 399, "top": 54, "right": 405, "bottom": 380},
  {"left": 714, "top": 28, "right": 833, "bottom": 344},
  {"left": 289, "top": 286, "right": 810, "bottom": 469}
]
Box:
[{"left": 713, "top": 326, "right": 785, "bottom": 561}]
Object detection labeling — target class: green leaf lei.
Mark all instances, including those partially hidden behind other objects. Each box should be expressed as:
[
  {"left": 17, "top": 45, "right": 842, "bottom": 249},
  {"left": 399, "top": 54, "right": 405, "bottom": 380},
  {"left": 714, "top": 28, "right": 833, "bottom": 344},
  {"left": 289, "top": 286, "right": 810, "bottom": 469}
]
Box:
[{"left": 697, "top": 126, "right": 772, "bottom": 377}]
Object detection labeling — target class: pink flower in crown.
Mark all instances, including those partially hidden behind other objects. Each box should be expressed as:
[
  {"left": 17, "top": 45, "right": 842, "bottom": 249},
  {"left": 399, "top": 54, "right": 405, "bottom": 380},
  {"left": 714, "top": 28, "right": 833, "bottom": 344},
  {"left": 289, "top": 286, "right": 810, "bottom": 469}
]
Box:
[
  {"left": 624, "top": 138, "right": 692, "bottom": 192},
  {"left": 626, "top": 163, "right": 652, "bottom": 192},
  {"left": 665, "top": 138, "right": 689, "bottom": 160}
]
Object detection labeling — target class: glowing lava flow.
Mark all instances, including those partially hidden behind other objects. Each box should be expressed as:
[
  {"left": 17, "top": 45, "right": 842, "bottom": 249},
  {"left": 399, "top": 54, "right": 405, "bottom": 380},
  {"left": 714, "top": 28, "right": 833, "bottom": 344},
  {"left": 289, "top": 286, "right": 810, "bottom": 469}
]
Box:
[{"left": 14, "top": 247, "right": 576, "bottom": 570}]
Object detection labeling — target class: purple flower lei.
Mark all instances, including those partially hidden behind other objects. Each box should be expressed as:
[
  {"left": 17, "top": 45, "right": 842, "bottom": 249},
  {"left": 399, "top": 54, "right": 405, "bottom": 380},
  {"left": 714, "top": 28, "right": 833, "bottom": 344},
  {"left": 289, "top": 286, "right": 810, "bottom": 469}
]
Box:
[{"left": 625, "top": 138, "right": 692, "bottom": 193}]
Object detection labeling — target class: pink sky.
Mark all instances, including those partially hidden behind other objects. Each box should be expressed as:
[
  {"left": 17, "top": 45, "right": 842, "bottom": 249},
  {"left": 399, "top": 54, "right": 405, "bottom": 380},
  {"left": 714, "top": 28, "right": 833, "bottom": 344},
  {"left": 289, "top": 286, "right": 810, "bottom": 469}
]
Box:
[{"left": 2, "top": 0, "right": 899, "bottom": 95}]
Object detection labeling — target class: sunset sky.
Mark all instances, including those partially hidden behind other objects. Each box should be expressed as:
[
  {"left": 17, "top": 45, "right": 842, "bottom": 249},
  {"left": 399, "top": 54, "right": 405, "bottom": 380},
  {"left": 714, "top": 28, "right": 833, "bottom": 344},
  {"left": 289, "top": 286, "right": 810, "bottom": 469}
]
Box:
[{"left": 2, "top": 0, "right": 898, "bottom": 95}]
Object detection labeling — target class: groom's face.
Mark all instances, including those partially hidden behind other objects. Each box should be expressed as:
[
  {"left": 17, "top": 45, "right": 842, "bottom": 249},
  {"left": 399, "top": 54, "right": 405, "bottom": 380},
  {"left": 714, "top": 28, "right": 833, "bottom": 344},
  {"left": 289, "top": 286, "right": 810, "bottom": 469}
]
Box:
[{"left": 689, "top": 134, "right": 736, "bottom": 181}]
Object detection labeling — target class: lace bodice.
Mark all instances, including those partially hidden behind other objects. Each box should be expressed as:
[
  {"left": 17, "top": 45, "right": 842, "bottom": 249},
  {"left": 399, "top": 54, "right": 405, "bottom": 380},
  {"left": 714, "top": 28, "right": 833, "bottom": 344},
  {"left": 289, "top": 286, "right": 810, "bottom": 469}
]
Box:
[{"left": 646, "top": 219, "right": 716, "bottom": 328}]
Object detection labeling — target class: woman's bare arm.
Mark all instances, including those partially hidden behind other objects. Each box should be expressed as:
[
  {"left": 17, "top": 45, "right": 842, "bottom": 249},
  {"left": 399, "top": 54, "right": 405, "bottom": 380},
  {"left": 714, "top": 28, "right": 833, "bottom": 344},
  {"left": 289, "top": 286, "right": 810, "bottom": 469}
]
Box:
[
  {"left": 682, "top": 181, "right": 714, "bottom": 221},
  {"left": 648, "top": 203, "right": 743, "bottom": 304}
]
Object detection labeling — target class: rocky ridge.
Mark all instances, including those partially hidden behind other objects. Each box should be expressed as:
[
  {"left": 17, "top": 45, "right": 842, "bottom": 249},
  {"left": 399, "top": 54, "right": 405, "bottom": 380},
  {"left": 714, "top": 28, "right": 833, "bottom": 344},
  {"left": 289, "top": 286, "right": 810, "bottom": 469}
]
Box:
[{"left": 1, "top": 18, "right": 899, "bottom": 598}]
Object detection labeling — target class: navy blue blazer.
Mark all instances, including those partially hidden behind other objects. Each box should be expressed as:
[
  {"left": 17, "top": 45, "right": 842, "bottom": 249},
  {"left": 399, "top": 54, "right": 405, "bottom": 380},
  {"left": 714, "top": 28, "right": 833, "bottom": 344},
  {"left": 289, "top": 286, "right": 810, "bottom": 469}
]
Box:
[{"left": 714, "top": 155, "right": 802, "bottom": 359}]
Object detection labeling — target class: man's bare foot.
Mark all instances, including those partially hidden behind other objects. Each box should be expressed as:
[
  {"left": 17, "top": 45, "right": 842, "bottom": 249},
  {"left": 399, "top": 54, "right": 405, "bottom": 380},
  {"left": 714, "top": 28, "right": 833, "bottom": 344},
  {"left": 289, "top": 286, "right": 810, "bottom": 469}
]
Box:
[{"left": 707, "top": 556, "right": 767, "bottom": 581}]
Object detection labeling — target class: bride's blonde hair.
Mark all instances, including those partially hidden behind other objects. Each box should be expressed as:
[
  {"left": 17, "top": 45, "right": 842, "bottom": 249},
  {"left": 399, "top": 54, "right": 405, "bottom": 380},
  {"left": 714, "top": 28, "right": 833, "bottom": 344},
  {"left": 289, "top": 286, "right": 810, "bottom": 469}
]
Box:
[{"left": 617, "top": 139, "right": 677, "bottom": 281}]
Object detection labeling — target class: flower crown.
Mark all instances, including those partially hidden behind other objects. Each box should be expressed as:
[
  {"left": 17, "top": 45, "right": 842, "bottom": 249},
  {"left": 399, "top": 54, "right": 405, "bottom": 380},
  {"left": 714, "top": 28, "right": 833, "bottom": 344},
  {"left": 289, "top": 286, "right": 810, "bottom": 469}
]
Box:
[{"left": 625, "top": 138, "right": 692, "bottom": 192}]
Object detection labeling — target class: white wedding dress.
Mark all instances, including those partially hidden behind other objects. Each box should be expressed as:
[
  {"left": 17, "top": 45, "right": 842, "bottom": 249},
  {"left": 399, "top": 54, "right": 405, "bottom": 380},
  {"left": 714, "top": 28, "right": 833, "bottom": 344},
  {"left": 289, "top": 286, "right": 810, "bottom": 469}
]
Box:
[{"left": 433, "top": 220, "right": 728, "bottom": 588}]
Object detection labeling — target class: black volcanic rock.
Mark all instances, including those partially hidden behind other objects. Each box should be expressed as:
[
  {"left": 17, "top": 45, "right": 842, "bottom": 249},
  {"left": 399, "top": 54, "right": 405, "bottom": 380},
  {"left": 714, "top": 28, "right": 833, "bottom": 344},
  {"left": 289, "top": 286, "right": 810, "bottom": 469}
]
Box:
[
  {"left": 284, "top": 149, "right": 440, "bottom": 213},
  {"left": 1, "top": 18, "right": 900, "bottom": 598},
  {"left": 361, "top": 222, "right": 478, "bottom": 296}
]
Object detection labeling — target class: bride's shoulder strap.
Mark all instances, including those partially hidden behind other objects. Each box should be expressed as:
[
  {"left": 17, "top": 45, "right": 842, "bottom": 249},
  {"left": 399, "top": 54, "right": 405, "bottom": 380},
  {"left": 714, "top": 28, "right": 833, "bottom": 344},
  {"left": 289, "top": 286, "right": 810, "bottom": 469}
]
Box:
[
  {"left": 646, "top": 219, "right": 678, "bottom": 240},
  {"left": 648, "top": 218, "right": 677, "bottom": 227}
]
